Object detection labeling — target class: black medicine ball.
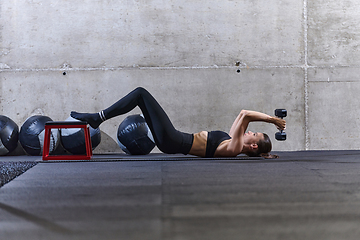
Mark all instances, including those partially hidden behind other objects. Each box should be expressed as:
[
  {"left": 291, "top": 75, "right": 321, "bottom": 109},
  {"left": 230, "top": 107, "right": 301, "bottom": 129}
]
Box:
[
  {"left": 0, "top": 115, "right": 19, "bottom": 155},
  {"left": 60, "top": 117, "right": 101, "bottom": 155},
  {"left": 19, "top": 115, "right": 60, "bottom": 156},
  {"left": 117, "top": 114, "right": 155, "bottom": 155}
]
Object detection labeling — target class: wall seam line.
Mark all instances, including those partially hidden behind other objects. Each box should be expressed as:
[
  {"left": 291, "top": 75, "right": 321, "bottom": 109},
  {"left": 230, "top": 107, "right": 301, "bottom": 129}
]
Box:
[
  {"left": 304, "top": 0, "right": 309, "bottom": 150},
  {"left": 2, "top": 65, "right": 354, "bottom": 73}
]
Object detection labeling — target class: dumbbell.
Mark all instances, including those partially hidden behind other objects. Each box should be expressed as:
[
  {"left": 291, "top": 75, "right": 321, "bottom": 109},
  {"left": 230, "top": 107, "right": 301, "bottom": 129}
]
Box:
[{"left": 275, "top": 109, "right": 287, "bottom": 141}]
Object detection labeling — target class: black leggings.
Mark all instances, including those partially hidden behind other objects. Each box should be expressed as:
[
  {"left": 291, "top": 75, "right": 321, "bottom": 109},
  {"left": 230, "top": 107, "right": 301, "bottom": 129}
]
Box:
[{"left": 103, "top": 87, "right": 193, "bottom": 154}]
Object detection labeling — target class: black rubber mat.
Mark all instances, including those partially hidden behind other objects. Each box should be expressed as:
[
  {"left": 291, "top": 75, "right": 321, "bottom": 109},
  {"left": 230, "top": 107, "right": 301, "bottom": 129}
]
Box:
[
  {"left": 40, "top": 153, "right": 264, "bottom": 163},
  {"left": 40, "top": 150, "right": 360, "bottom": 163}
]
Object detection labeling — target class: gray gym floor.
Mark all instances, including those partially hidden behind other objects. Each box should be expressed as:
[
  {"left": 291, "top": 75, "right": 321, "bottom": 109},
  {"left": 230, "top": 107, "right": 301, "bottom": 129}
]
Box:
[{"left": 1, "top": 151, "right": 360, "bottom": 240}]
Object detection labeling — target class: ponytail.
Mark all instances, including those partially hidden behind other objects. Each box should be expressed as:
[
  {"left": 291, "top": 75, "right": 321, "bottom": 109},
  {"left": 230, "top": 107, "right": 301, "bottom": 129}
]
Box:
[{"left": 260, "top": 152, "right": 279, "bottom": 159}]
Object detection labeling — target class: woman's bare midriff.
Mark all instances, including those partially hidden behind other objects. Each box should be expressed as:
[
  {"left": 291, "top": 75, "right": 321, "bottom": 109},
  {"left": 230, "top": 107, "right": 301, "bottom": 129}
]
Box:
[{"left": 189, "top": 131, "right": 207, "bottom": 157}]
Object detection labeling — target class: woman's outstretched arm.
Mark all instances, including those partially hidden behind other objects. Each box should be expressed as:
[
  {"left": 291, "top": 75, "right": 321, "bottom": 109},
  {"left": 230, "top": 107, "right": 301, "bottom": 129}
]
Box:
[{"left": 229, "top": 110, "right": 286, "bottom": 137}]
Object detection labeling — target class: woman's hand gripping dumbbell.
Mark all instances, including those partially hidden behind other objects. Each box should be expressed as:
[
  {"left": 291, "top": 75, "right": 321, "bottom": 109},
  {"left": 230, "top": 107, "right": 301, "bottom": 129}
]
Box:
[{"left": 274, "top": 109, "right": 287, "bottom": 141}]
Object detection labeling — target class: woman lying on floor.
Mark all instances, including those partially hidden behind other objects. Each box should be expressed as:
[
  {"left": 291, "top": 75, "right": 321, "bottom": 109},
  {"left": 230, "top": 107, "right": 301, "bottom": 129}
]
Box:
[{"left": 71, "top": 87, "right": 286, "bottom": 158}]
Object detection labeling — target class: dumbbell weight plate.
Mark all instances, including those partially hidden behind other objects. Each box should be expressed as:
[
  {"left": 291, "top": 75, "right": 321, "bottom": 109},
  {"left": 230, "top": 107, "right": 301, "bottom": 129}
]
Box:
[
  {"left": 275, "top": 131, "right": 286, "bottom": 141},
  {"left": 275, "top": 109, "right": 287, "bottom": 118}
]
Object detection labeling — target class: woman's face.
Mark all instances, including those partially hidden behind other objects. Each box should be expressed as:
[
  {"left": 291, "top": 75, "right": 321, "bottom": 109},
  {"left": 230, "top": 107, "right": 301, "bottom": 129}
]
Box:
[{"left": 244, "top": 131, "right": 264, "bottom": 145}]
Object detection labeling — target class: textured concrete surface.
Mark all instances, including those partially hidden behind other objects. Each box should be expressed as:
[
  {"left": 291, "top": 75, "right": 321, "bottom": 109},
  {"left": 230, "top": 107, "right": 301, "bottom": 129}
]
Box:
[
  {"left": 308, "top": 68, "right": 360, "bottom": 150},
  {"left": 1, "top": 0, "right": 303, "bottom": 68},
  {"left": 1, "top": 151, "right": 360, "bottom": 240},
  {"left": 1, "top": 0, "right": 360, "bottom": 152}
]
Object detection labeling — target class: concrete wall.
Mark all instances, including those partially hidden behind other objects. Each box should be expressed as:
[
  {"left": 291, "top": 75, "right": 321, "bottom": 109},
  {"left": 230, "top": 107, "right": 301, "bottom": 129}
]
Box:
[{"left": 1, "top": 0, "right": 359, "bottom": 153}]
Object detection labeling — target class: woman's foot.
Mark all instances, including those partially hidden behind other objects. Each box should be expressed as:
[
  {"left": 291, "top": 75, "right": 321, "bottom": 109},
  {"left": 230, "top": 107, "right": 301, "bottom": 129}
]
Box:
[{"left": 70, "top": 111, "right": 103, "bottom": 129}]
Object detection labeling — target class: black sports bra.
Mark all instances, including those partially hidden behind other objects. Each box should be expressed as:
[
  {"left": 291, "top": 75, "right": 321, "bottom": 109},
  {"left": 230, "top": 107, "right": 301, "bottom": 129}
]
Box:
[{"left": 205, "top": 131, "right": 231, "bottom": 158}]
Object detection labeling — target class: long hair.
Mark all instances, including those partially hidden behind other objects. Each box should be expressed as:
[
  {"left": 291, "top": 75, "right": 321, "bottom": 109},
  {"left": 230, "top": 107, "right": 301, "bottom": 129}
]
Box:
[{"left": 247, "top": 133, "right": 278, "bottom": 158}]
